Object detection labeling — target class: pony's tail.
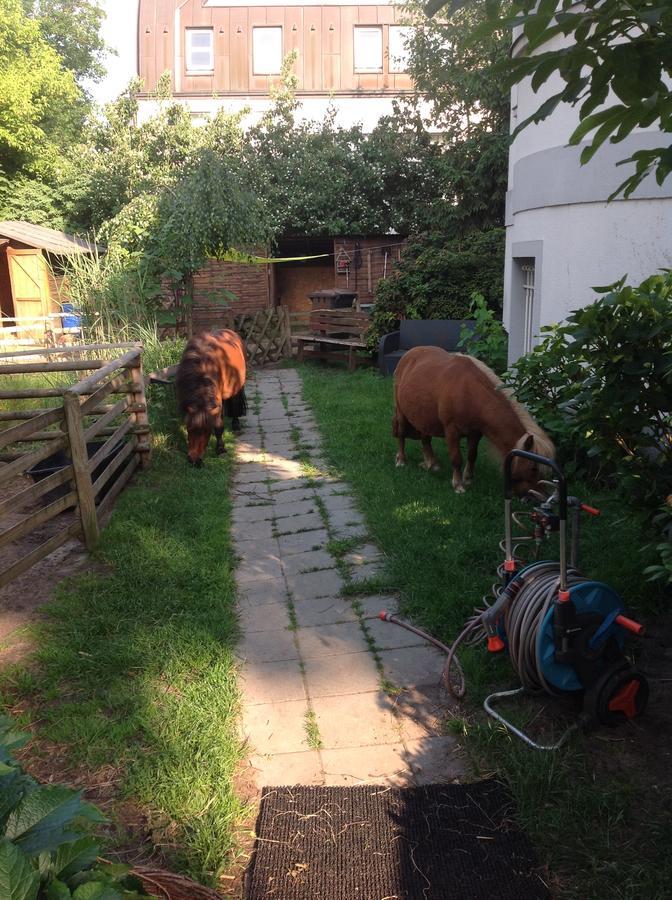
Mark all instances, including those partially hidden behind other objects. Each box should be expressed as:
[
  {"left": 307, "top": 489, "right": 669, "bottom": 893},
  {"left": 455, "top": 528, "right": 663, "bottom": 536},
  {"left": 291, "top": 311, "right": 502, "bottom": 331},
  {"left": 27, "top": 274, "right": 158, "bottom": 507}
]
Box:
[{"left": 225, "top": 386, "right": 247, "bottom": 420}]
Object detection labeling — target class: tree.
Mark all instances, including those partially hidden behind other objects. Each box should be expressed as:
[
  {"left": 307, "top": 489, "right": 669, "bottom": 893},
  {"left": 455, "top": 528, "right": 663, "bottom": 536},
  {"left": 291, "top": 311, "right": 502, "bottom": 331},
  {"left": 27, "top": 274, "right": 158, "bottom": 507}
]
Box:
[
  {"left": 23, "top": 0, "right": 108, "bottom": 84},
  {"left": 0, "top": 0, "right": 80, "bottom": 178},
  {"left": 428, "top": 1, "right": 672, "bottom": 198}
]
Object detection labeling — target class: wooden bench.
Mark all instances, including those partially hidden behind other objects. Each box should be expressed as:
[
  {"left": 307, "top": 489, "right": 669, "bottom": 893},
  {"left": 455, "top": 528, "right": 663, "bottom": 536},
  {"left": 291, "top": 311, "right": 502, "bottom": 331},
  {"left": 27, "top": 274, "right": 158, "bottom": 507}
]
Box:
[{"left": 294, "top": 309, "right": 370, "bottom": 372}]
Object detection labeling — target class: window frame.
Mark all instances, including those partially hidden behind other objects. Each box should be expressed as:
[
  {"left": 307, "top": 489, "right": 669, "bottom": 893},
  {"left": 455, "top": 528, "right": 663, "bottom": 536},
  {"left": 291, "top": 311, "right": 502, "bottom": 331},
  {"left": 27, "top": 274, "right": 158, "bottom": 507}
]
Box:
[
  {"left": 388, "top": 25, "right": 412, "bottom": 74},
  {"left": 185, "top": 27, "right": 214, "bottom": 75},
  {"left": 252, "top": 25, "right": 283, "bottom": 76},
  {"left": 353, "top": 25, "right": 383, "bottom": 74}
]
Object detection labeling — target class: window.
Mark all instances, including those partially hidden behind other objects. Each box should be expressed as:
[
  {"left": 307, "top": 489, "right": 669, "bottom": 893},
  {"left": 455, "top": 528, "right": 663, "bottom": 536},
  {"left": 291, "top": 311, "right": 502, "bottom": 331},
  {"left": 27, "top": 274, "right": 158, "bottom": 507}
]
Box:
[
  {"left": 354, "top": 26, "right": 383, "bottom": 73},
  {"left": 253, "top": 26, "right": 283, "bottom": 75},
  {"left": 522, "top": 262, "right": 536, "bottom": 354},
  {"left": 186, "top": 28, "right": 214, "bottom": 73},
  {"left": 389, "top": 25, "right": 412, "bottom": 74}
]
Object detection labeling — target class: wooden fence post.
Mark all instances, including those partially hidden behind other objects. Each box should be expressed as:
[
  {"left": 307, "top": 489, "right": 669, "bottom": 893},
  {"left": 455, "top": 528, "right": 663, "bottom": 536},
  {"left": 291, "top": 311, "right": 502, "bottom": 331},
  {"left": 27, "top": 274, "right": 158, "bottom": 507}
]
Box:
[
  {"left": 128, "top": 353, "right": 151, "bottom": 468},
  {"left": 63, "top": 390, "right": 100, "bottom": 551}
]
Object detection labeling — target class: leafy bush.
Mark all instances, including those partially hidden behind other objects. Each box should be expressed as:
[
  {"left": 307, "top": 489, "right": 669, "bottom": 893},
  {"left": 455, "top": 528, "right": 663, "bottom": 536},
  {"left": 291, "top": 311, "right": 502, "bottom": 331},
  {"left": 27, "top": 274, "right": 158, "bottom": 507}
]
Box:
[
  {"left": 458, "top": 292, "right": 508, "bottom": 374},
  {"left": 367, "top": 228, "right": 504, "bottom": 350},
  {"left": 0, "top": 716, "right": 152, "bottom": 899},
  {"left": 506, "top": 272, "right": 672, "bottom": 506},
  {"left": 644, "top": 502, "right": 672, "bottom": 586}
]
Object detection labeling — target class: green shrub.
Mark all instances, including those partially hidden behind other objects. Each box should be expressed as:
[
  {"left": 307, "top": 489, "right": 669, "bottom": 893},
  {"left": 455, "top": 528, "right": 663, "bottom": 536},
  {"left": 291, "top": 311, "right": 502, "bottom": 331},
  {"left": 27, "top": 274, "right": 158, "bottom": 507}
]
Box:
[
  {"left": 457, "top": 292, "right": 508, "bottom": 375},
  {"left": 0, "top": 716, "right": 152, "bottom": 899},
  {"left": 367, "top": 227, "right": 505, "bottom": 350},
  {"left": 506, "top": 272, "right": 672, "bottom": 506}
]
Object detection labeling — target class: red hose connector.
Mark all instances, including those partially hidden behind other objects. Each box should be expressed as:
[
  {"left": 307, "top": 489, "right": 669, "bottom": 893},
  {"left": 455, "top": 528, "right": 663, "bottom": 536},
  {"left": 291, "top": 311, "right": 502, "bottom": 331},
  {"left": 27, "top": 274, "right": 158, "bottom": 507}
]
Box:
[
  {"left": 580, "top": 503, "right": 601, "bottom": 516},
  {"left": 487, "top": 635, "right": 505, "bottom": 653}
]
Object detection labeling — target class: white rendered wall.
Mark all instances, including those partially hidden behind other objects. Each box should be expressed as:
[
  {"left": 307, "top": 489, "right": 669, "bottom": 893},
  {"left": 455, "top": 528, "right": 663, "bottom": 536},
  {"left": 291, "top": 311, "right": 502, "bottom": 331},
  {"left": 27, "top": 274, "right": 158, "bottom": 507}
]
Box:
[
  {"left": 136, "top": 93, "right": 429, "bottom": 131},
  {"left": 504, "top": 20, "right": 672, "bottom": 363}
]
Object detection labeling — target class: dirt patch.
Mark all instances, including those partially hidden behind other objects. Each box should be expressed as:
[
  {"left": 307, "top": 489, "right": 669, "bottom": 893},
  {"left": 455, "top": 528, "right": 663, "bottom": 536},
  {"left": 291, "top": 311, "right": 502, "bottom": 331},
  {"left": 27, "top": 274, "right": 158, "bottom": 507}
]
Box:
[{"left": 0, "top": 475, "right": 90, "bottom": 666}]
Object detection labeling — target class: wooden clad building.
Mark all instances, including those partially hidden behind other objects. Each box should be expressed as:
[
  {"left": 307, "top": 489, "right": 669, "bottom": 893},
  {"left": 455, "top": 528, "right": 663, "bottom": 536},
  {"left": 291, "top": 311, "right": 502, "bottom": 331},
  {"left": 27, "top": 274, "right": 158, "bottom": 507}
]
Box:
[
  {"left": 137, "top": 1, "right": 413, "bottom": 103},
  {"left": 0, "top": 222, "right": 96, "bottom": 345}
]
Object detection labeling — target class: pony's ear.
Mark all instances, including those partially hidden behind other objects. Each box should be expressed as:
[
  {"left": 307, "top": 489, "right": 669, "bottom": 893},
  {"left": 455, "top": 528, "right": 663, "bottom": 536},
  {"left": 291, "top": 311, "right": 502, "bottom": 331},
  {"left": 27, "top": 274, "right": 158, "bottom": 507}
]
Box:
[{"left": 523, "top": 433, "right": 535, "bottom": 451}]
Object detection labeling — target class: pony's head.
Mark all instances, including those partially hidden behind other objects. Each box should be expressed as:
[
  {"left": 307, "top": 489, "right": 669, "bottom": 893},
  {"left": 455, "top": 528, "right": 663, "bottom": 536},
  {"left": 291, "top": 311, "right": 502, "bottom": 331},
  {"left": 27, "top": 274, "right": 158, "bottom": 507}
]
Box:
[
  {"left": 510, "top": 432, "right": 555, "bottom": 497},
  {"left": 184, "top": 401, "right": 221, "bottom": 467}
]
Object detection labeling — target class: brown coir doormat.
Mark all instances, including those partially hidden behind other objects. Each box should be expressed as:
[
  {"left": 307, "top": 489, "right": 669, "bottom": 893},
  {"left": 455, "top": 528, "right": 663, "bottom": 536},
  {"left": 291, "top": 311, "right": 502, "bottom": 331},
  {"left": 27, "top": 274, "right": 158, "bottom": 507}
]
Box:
[{"left": 244, "top": 781, "right": 549, "bottom": 900}]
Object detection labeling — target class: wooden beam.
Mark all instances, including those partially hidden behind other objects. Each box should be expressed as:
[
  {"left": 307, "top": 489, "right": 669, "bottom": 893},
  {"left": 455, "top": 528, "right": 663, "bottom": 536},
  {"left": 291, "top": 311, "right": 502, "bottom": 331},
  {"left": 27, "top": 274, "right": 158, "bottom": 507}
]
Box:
[
  {"left": 63, "top": 391, "right": 99, "bottom": 550},
  {"left": 68, "top": 349, "right": 141, "bottom": 396},
  {"left": 0, "top": 436, "right": 69, "bottom": 487},
  {"left": 0, "top": 490, "right": 78, "bottom": 551},
  {"left": 0, "top": 341, "right": 141, "bottom": 360},
  {"left": 0, "top": 466, "right": 72, "bottom": 518},
  {"left": 0, "top": 406, "right": 64, "bottom": 450}
]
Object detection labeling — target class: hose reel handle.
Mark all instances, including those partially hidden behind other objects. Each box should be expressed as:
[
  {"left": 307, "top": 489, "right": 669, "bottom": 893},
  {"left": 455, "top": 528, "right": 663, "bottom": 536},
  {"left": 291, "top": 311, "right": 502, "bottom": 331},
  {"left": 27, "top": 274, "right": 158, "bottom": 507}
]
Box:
[{"left": 504, "top": 450, "right": 567, "bottom": 520}]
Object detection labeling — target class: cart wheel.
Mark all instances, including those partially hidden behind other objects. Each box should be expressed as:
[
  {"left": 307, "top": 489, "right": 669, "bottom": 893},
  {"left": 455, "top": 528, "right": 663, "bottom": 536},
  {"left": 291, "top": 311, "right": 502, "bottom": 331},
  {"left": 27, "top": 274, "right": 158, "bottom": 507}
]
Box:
[{"left": 593, "top": 667, "right": 649, "bottom": 726}]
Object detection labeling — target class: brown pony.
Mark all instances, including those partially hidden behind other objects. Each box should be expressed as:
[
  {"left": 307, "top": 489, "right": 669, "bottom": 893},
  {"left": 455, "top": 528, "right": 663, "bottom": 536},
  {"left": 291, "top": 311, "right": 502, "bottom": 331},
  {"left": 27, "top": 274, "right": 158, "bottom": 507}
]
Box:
[
  {"left": 393, "top": 347, "right": 554, "bottom": 495},
  {"left": 175, "top": 329, "right": 247, "bottom": 467}
]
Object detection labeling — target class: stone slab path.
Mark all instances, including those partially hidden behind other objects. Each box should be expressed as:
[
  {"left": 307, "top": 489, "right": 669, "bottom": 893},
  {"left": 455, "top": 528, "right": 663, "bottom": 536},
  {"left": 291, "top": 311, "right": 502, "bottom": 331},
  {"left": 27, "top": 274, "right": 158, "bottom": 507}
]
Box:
[{"left": 233, "top": 367, "right": 465, "bottom": 788}]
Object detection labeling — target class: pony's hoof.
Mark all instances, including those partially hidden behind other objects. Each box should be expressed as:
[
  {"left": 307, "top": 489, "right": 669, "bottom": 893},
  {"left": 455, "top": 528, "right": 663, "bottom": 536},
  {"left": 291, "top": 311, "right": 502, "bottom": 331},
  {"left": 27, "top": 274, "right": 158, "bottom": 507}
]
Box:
[
  {"left": 420, "top": 461, "right": 440, "bottom": 472},
  {"left": 453, "top": 483, "right": 466, "bottom": 494},
  {"left": 395, "top": 457, "right": 406, "bottom": 468},
  {"left": 217, "top": 446, "right": 226, "bottom": 456},
  {"left": 189, "top": 458, "right": 204, "bottom": 469}
]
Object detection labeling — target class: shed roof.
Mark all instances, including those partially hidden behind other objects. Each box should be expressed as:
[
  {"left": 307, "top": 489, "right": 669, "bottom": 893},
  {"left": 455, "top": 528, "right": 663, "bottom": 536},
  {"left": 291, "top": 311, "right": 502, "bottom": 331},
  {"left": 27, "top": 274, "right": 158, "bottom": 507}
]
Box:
[{"left": 0, "top": 221, "right": 97, "bottom": 255}]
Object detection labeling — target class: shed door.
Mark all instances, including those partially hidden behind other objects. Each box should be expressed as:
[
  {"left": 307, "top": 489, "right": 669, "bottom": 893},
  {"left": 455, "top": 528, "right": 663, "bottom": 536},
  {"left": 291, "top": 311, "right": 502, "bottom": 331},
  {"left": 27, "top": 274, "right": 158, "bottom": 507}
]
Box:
[{"left": 6, "top": 249, "right": 50, "bottom": 339}]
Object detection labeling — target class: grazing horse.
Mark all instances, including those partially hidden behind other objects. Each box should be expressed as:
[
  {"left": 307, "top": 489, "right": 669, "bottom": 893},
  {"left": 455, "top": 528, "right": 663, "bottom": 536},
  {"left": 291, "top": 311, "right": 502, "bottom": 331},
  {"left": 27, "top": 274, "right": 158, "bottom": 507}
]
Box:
[
  {"left": 393, "top": 347, "right": 554, "bottom": 495},
  {"left": 175, "top": 329, "right": 247, "bottom": 467}
]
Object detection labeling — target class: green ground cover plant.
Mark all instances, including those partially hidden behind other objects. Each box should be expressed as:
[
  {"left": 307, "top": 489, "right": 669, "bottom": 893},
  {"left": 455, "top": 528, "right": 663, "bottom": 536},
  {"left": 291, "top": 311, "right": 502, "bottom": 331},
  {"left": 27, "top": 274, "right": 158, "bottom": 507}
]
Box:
[
  {"left": 299, "top": 362, "right": 670, "bottom": 900},
  {"left": 0, "top": 359, "right": 245, "bottom": 887}
]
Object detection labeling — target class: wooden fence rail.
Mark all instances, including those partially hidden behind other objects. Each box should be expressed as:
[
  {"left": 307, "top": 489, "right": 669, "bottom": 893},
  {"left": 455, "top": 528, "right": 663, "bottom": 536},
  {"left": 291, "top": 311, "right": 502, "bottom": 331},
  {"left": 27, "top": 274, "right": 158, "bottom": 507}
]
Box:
[{"left": 0, "top": 342, "right": 150, "bottom": 588}]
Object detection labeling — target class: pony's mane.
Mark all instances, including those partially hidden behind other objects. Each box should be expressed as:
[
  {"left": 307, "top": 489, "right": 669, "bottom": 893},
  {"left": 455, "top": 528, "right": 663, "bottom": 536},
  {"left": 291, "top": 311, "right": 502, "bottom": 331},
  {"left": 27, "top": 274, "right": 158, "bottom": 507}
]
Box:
[
  {"left": 175, "top": 336, "right": 218, "bottom": 422},
  {"left": 462, "top": 354, "right": 555, "bottom": 459}
]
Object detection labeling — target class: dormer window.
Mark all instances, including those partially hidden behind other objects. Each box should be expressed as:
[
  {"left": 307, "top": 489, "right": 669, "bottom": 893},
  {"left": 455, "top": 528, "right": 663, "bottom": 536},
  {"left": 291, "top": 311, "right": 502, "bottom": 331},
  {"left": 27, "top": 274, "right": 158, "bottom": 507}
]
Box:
[
  {"left": 354, "top": 26, "right": 383, "bottom": 74},
  {"left": 186, "top": 28, "right": 214, "bottom": 73}
]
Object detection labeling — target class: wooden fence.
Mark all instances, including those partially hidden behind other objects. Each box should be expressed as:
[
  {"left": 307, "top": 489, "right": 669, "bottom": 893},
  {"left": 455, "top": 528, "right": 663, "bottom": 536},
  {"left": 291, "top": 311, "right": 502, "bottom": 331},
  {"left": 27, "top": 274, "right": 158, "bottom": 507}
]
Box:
[
  {"left": 223, "top": 307, "right": 293, "bottom": 365},
  {"left": 0, "top": 343, "right": 150, "bottom": 588}
]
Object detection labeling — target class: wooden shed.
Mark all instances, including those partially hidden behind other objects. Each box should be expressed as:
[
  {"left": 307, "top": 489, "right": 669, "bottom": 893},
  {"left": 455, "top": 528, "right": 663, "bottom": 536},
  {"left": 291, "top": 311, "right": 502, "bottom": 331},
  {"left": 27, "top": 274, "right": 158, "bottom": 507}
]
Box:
[{"left": 0, "top": 221, "right": 96, "bottom": 345}]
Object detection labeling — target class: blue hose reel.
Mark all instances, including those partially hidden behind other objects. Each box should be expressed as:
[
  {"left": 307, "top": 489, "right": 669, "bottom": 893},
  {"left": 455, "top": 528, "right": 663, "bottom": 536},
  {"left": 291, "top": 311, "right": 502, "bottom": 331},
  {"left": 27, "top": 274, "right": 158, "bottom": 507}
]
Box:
[{"left": 480, "top": 451, "right": 648, "bottom": 750}]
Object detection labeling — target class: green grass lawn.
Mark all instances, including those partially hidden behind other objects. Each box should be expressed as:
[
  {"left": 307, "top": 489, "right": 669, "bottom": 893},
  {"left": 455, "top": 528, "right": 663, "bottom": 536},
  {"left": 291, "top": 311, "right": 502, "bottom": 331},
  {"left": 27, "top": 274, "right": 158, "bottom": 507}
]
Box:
[
  {"left": 0, "top": 365, "right": 246, "bottom": 887},
  {"left": 299, "top": 362, "right": 670, "bottom": 900}
]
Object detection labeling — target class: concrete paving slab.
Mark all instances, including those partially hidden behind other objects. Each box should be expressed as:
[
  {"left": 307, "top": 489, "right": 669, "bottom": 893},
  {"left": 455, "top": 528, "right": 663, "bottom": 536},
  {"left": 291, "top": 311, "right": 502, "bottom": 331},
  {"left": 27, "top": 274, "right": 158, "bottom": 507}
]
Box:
[
  {"left": 348, "top": 562, "right": 384, "bottom": 584},
  {"left": 237, "top": 601, "right": 292, "bottom": 634},
  {"left": 237, "top": 556, "right": 285, "bottom": 584},
  {"left": 313, "top": 481, "right": 351, "bottom": 497},
  {"left": 278, "top": 528, "right": 329, "bottom": 556},
  {"left": 242, "top": 700, "right": 310, "bottom": 754},
  {"left": 321, "top": 494, "right": 358, "bottom": 515},
  {"left": 268, "top": 486, "right": 315, "bottom": 505},
  {"left": 232, "top": 504, "right": 276, "bottom": 524},
  {"left": 321, "top": 744, "right": 411, "bottom": 786},
  {"left": 273, "top": 499, "right": 318, "bottom": 520},
  {"left": 239, "top": 660, "right": 306, "bottom": 704},
  {"left": 311, "top": 692, "right": 400, "bottom": 749},
  {"left": 331, "top": 523, "right": 369, "bottom": 541},
  {"left": 303, "top": 651, "right": 380, "bottom": 697},
  {"left": 293, "top": 596, "right": 358, "bottom": 628},
  {"left": 237, "top": 628, "right": 299, "bottom": 663},
  {"left": 328, "top": 507, "right": 366, "bottom": 531},
  {"left": 357, "top": 595, "right": 399, "bottom": 619},
  {"left": 297, "top": 621, "right": 370, "bottom": 659},
  {"left": 248, "top": 750, "right": 324, "bottom": 787},
  {"left": 379, "top": 645, "right": 445, "bottom": 690},
  {"left": 285, "top": 568, "right": 344, "bottom": 602},
  {"left": 269, "top": 478, "right": 314, "bottom": 495},
  {"left": 236, "top": 466, "right": 270, "bottom": 484},
  {"left": 281, "top": 549, "right": 334, "bottom": 577},
  {"left": 239, "top": 579, "right": 288, "bottom": 607},
  {"left": 345, "top": 544, "right": 383, "bottom": 567},
  {"left": 365, "top": 615, "right": 427, "bottom": 650},
  {"left": 403, "top": 735, "right": 465, "bottom": 784},
  {"left": 234, "top": 538, "right": 281, "bottom": 563},
  {"left": 275, "top": 512, "right": 324, "bottom": 535},
  {"left": 233, "top": 518, "right": 276, "bottom": 542}
]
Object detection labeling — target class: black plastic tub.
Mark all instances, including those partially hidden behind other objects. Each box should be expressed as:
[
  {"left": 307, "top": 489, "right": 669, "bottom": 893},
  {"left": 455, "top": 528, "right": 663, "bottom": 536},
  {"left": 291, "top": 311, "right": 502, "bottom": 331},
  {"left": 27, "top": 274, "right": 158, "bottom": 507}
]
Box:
[{"left": 26, "top": 440, "right": 126, "bottom": 505}]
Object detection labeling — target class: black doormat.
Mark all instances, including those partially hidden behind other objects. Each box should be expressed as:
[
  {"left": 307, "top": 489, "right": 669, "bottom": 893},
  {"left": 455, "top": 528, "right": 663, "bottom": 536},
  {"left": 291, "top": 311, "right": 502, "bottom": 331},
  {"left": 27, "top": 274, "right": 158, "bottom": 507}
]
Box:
[{"left": 245, "top": 781, "right": 549, "bottom": 900}]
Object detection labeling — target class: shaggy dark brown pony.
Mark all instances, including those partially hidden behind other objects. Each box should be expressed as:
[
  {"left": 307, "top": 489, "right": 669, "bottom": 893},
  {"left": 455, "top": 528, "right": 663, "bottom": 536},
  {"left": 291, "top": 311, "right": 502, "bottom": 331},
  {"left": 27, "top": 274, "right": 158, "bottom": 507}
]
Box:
[
  {"left": 393, "top": 347, "right": 554, "bottom": 495},
  {"left": 175, "top": 329, "right": 247, "bottom": 467}
]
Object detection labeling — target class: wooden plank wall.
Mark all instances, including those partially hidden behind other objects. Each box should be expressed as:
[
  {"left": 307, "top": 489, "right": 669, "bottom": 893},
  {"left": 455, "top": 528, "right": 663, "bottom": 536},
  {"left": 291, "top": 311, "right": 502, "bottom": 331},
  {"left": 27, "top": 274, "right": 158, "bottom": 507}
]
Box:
[
  {"left": 333, "top": 236, "right": 405, "bottom": 300},
  {"left": 138, "top": 1, "right": 413, "bottom": 95}
]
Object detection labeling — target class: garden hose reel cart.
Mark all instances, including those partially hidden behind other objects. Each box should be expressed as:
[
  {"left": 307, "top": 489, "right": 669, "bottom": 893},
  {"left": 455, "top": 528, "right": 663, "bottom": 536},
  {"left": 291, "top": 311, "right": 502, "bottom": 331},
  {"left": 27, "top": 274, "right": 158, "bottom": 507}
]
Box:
[{"left": 382, "top": 450, "right": 649, "bottom": 751}]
